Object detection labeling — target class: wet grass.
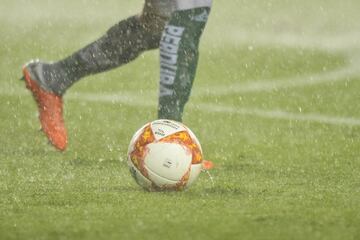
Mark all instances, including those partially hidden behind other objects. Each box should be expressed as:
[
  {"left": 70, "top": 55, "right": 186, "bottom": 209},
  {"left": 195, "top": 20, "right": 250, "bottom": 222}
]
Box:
[{"left": 1, "top": 0, "right": 360, "bottom": 240}]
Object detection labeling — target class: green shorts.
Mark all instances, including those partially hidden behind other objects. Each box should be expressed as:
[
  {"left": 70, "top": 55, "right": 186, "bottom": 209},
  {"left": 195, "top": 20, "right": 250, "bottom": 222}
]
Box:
[{"left": 144, "top": 0, "right": 212, "bottom": 17}]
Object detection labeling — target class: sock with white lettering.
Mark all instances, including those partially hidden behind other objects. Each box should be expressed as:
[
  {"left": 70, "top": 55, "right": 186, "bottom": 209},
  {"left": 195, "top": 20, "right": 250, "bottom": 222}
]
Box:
[{"left": 158, "top": 7, "right": 210, "bottom": 122}]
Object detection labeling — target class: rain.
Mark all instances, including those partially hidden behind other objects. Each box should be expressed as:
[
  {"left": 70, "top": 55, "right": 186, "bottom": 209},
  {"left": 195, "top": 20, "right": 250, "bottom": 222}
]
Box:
[{"left": 1, "top": 0, "right": 360, "bottom": 239}]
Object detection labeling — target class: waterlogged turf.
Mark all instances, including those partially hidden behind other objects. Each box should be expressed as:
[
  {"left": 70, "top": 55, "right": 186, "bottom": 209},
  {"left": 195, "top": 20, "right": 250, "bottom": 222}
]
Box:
[{"left": 1, "top": 1, "right": 360, "bottom": 240}]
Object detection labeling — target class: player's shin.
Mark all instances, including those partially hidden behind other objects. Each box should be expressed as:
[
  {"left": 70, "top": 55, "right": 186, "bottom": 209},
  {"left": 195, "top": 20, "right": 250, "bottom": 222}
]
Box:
[
  {"left": 158, "top": 7, "right": 211, "bottom": 122},
  {"left": 42, "top": 15, "right": 165, "bottom": 95}
]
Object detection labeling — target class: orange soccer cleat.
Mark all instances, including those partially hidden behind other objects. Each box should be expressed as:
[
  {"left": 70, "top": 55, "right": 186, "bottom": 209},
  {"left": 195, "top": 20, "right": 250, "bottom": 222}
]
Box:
[
  {"left": 22, "top": 60, "right": 68, "bottom": 151},
  {"left": 202, "top": 160, "right": 214, "bottom": 170}
]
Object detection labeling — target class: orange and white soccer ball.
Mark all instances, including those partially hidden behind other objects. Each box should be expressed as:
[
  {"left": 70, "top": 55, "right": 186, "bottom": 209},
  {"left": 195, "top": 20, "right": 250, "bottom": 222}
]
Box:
[{"left": 127, "top": 119, "right": 205, "bottom": 191}]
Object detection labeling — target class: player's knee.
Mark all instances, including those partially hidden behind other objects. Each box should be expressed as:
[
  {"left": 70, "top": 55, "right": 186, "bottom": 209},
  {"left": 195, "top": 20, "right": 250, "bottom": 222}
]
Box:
[{"left": 138, "top": 10, "right": 167, "bottom": 48}]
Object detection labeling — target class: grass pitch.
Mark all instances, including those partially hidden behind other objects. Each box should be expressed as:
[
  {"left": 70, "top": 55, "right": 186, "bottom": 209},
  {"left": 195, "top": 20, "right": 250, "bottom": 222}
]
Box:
[{"left": 1, "top": 0, "right": 360, "bottom": 239}]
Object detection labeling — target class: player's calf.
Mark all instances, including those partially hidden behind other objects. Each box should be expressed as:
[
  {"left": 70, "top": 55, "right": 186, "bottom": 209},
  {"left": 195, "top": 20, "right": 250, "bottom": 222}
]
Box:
[{"left": 158, "top": 6, "right": 211, "bottom": 121}]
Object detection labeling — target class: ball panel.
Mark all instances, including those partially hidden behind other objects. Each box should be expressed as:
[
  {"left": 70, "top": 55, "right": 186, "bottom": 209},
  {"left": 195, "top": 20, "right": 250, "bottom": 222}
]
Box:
[
  {"left": 129, "top": 125, "right": 155, "bottom": 178},
  {"left": 150, "top": 119, "right": 187, "bottom": 140},
  {"left": 160, "top": 131, "right": 203, "bottom": 165},
  {"left": 144, "top": 142, "right": 192, "bottom": 181},
  {"left": 146, "top": 165, "right": 191, "bottom": 191},
  {"left": 127, "top": 123, "right": 148, "bottom": 154},
  {"left": 186, "top": 164, "right": 203, "bottom": 188},
  {"left": 184, "top": 126, "right": 203, "bottom": 153},
  {"left": 127, "top": 158, "right": 154, "bottom": 190}
]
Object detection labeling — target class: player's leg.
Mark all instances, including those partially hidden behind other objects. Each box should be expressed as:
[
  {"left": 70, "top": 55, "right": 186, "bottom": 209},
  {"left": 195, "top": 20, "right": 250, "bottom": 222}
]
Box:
[
  {"left": 158, "top": 1, "right": 212, "bottom": 122},
  {"left": 30, "top": 6, "right": 168, "bottom": 96},
  {"left": 22, "top": 2, "right": 168, "bottom": 150}
]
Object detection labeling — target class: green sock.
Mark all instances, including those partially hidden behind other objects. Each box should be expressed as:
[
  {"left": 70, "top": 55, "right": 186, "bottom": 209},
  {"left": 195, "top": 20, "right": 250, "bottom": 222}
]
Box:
[{"left": 158, "top": 7, "right": 210, "bottom": 122}]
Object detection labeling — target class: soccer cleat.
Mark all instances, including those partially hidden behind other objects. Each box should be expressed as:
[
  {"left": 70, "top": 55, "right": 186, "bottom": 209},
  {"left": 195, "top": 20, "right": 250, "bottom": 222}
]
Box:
[
  {"left": 202, "top": 160, "right": 214, "bottom": 170},
  {"left": 22, "top": 60, "right": 68, "bottom": 151}
]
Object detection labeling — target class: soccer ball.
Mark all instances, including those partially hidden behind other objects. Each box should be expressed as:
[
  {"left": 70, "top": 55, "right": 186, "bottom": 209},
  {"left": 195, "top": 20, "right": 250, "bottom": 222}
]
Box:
[{"left": 127, "top": 119, "right": 204, "bottom": 191}]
